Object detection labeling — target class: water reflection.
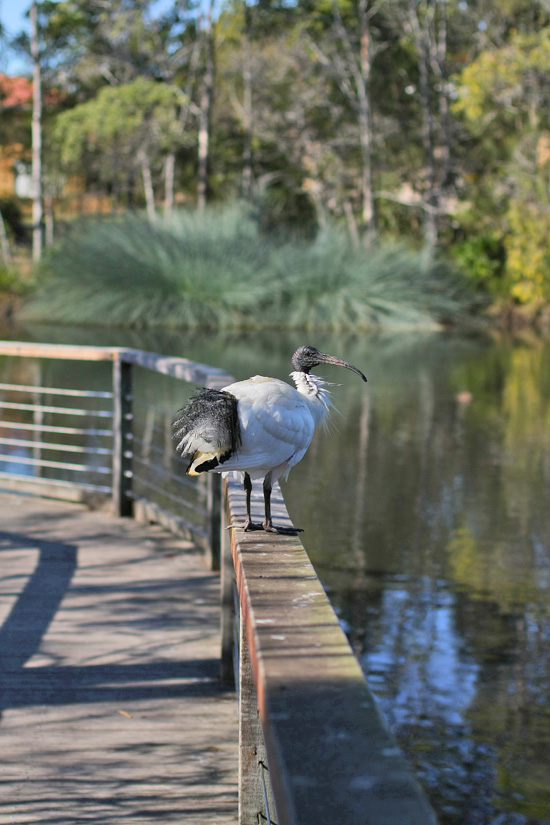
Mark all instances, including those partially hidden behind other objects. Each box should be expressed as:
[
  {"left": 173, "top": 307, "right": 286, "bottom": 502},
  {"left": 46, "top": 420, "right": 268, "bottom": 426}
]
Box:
[
  {"left": 284, "top": 331, "right": 550, "bottom": 825},
  {"left": 1, "top": 323, "right": 550, "bottom": 823}
]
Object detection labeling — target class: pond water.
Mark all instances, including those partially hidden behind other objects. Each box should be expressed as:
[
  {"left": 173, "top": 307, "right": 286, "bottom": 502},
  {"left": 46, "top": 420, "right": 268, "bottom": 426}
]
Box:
[{"left": 1, "top": 321, "right": 550, "bottom": 825}]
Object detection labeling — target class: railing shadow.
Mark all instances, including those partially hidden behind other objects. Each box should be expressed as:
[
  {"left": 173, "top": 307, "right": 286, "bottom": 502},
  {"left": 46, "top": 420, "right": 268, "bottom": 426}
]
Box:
[
  {"left": 0, "top": 531, "right": 77, "bottom": 673},
  {"left": 0, "top": 530, "right": 220, "bottom": 717}
]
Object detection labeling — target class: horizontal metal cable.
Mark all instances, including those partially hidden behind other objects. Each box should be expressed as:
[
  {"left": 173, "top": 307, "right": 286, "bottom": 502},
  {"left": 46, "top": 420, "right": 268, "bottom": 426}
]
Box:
[
  {"left": 0, "top": 382, "right": 112, "bottom": 398},
  {"left": 128, "top": 493, "right": 208, "bottom": 538},
  {"left": 0, "top": 420, "right": 112, "bottom": 437},
  {"left": 0, "top": 436, "right": 112, "bottom": 455},
  {"left": 0, "top": 453, "right": 111, "bottom": 474},
  {"left": 132, "top": 440, "right": 201, "bottom": 486},
  {"left": 132, "top": 437, "right": 171, "bottom": 459},
  {"left": 132, "top": 453, "right": 204, "bottom": 495},
  {"left": 133, "top": 399, "right": 174, "bottom": 415},
  {"left": 0, "top": 401, "right": 112, "bottom": 417},
  {"left": 133, "top": 416, "right": 171, "bottom": 439},
  {"left": 131, "top": 472, "right": 208, "bottom": 516},
  {"left": 0, "top": 469, "right": 111, "bottom": 494}
]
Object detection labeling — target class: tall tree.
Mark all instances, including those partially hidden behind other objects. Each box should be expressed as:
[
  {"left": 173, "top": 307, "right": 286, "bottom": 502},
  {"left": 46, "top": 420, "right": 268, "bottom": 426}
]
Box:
[
  {"left": 197, "top": 0, "right": 216, "bottom": 211},
  {"left": 393, "top": 0, "right": 452, "bottom": 248},
  {"left": 307, "top": 0, "right": 382, "bottom": 240},
  {"left": 30, "top": 0, "right": 43, "bottom": 262},
  {"left": 241, "top": 1, "right": 254, "bottom": 200}
]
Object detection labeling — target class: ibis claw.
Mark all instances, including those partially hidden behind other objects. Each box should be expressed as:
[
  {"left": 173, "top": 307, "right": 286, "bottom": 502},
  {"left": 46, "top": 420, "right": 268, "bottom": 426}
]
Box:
[{"left": 243, "top": 517, "right": 265, "bottom": 532}]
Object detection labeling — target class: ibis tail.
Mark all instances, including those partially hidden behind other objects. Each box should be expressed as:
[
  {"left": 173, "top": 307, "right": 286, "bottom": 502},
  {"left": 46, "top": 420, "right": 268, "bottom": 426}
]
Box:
[{"left": 173, "top": 388, "right": 241, "bottom": 475}]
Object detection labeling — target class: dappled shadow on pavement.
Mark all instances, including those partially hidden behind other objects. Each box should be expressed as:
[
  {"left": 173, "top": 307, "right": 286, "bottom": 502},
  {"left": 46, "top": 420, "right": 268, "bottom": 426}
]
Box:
[
  {"left": 0, "top": 500, "right": 238, "bottom": 824},
  {"left": 0, "top": 530, "right": 221, "bottom": 714}
]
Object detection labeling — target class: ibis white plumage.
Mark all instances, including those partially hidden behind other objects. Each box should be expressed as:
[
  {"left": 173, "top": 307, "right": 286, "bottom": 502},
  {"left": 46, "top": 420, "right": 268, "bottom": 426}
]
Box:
[{"left": 173, "top": 345, "right": 367, "bottom": 534}]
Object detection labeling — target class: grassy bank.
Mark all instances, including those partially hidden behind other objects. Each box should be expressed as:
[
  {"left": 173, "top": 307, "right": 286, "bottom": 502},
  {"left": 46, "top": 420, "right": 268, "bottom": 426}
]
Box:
[{"left": 20, "top": 206, "right": 478, "bottom": 331}]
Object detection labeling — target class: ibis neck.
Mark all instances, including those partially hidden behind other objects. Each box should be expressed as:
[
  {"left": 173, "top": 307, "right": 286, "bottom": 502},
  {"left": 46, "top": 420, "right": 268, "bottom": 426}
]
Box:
[{"left": 290, "top": 370, "right": 333, "bottom": 423}]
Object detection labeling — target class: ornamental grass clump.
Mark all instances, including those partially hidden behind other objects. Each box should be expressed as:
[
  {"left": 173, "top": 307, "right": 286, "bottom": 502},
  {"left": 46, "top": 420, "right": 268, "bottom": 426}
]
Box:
[
  {"left": 22, "top": 206, "right": 274, "bottom": 328},
  {"left": 270, "top": 228, "right": 475, "bottom": 330},
  {"left": 22, "top": 206, "right": 476, "bottom": 330}
]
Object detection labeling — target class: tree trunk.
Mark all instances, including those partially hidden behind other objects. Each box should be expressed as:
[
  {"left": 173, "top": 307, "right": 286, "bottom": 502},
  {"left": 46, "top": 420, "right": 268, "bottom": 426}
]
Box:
[
  {"left": 197, "top": 2, "right": 215, "bottom": 212},
  {"left": 406, "top": 0, "right": 442, "bottom": 249},
  {"left": 357, "top": 16, "right": 375, "bottom": 241},
  {"left": 0, "top": 209, "right": 12, "bottom": 267},
  {"left": 141, "top": 154, "right": 156, "bottom": 221},
  {"left": 241, "top": 3, "right": 253, "bottom": 200},
  {"left": 164, "top": 153, "right": 175, "bottom": 217},
  {"left": 418, "top": 43, "right": 438, "bottom": 248},
  {"left": 328, "top": 0, "right": 376, "bottom": 240},
  {"left": 30, "top": 1, "right": 43, "bottom": 262},
  {"left": 44, "top": 194, "right": 54, "bottom": 246},
  {"left": 168, "top": 34, "right": 202, "bottom": 214},
  {"left": 434, "top": 0, "right": 451, "bottom": 191},
  {"left": 343, "top": 199, "right": 360, "bottom": 247}
]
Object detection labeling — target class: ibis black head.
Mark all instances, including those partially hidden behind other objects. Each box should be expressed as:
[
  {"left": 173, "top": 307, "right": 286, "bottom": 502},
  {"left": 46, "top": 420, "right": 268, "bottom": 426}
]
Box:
[{"left": 292, "top": 345, "right": 367, "bottom": 382}]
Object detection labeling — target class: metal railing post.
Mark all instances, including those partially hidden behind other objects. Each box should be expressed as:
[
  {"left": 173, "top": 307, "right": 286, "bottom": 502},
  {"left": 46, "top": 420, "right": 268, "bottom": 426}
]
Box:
[
  {"left": 112, "top": 357, "right": 133, "bottom": 517},
  {"left": 207, "top": 472, "right": 222, "bottom": 570},
  {"left": 239, "top": 608, "right": 276, "bottom": 825},
  {"left": 220, "top": 486, "right": 236, "bottom": 686}
]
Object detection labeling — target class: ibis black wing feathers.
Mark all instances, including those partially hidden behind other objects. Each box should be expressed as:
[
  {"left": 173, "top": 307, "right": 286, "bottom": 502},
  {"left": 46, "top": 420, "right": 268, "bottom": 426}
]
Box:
[{"left": 173, "top": 388, "right": 241, "bottom": 475}]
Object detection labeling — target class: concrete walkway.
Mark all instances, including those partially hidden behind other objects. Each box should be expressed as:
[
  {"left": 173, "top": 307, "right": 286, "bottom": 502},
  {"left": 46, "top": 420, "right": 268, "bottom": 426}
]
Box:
[{"left": 0, "top": 491, "right": 238, "bottom": 824}]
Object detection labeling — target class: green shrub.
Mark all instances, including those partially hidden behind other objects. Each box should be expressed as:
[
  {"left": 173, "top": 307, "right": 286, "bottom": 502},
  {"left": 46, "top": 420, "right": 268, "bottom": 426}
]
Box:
[
  {"left": 0, "top": 264, "right": 19, "bottom": 294},
  {"left": 451, "top": 232, "right": 505, "bottom": 295},
  {"left": 22, "top": 205, "right": 274, "bottom": 328},
  {"left": 270, "top": 229, "right": 476, "bottom": 330},
  {"left": 0, "top": 198, "right": 23, "bottom": 241},
  {"left": 22, "top": 205, "right": 477, "bottom": 330}
]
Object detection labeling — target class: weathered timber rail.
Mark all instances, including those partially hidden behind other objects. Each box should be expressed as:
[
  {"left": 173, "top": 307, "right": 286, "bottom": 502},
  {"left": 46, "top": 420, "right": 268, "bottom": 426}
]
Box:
[{"left": 0, "top": 341, "right": 437, "bottom": 825}]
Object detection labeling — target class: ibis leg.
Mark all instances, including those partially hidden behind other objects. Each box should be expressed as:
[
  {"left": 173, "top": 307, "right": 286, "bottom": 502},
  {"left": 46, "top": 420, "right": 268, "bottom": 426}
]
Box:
[
  {"left": 242, "top": 473, "right": 303, "bottom": 534},
  {"left": 243, "top": 473, "right": 263, "bottom": 532},
  {"left": 262, "top": 476, "right": 303, "bottom": 535},
  {"left": 262, "top": 476, "right": 274, "bottom": 532}
]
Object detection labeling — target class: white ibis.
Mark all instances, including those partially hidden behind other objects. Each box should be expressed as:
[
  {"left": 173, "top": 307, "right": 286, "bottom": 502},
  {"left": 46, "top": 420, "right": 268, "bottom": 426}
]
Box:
[{"left": 173, "top": 345, "right": 367, "bottom": 534}]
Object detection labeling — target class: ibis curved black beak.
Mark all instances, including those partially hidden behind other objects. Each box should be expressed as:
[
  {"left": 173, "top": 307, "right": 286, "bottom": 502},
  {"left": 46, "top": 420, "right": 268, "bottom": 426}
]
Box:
[{"left": 317, "top": 351, "right": 367, "bottom": 382}]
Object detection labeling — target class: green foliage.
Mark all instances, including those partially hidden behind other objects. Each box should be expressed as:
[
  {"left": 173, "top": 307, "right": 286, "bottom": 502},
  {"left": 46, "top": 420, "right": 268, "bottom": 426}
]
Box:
[
  {"left": 453, "top": 29, "right": 550, "bottom": 133},
  {"left": 451, "top": 232, "right": 505, "bottom": 295},
  {"left": 453, "top": 27, "right": 550, "bottom": 309},
  {"left": 52, "top": 78, "right": 187, "bottom": 178},
  {"left": 22, "top": 206, "right": 273, "bottom": 328},
  {"left": 0, "top": 264, "right": 18, "bottom": 294},
  {"left": 9, "top": 0, "right": 550, "bottom": 316},
  {"left": 505, "top": 198, "right": 550, "bottom": 304},
  {"left": 0, "top": 198, "right": 23, "bottom": 241},
  {"left": 271, "top": 228, "right": 476, "bottom": 330},
  {"left": 21, "top": 206, "right": 476, "bottom": 330}
]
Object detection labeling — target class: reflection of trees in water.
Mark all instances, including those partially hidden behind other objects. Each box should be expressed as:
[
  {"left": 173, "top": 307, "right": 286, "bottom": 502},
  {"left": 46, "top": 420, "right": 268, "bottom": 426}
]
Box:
[
  {"left": 352, "top": 578, "right": 550, "bottom": 823},
  {"left": 288, "top": 333, "right": 550, "bottom": 824}
]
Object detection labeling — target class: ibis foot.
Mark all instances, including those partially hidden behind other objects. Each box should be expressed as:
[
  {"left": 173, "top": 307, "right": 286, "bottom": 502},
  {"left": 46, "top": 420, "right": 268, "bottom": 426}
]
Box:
[
  {"left": 243, "top": 517, "right": 265, "bottom": 532},
  {"left": 263, "top": 519, "right": 303, "bottom": 535},
  {"left": 242, "top": 517, "right": 303, "bottom": 534}
]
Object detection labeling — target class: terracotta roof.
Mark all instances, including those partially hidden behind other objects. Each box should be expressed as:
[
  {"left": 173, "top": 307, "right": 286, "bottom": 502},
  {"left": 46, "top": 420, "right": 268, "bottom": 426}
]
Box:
[{"left": 0, "top": 74, "right": 33, "bottom": 108}]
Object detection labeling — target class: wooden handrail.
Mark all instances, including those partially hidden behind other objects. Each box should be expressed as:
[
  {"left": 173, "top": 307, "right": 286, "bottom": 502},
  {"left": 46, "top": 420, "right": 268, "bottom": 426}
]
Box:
[
  {"left": 223, "top": 476, "right": 437, "bottom": 825},
  {"left": 0, "top": 341, "right": 231, "bottom": 389}
]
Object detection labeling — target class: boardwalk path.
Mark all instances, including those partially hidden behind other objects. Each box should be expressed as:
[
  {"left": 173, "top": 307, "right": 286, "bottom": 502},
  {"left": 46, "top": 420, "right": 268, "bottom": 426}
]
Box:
[{"left": 0, "top": 491, "right": 238, "bottom": 824}]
